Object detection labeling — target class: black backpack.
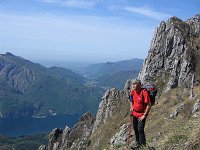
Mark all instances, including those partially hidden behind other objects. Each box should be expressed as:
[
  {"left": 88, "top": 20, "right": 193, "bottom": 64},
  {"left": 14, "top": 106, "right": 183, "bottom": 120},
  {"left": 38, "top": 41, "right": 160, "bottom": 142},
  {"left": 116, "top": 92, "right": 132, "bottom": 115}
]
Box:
[{"left": 142, "top": 84, "right": 157, "bottom": 105}]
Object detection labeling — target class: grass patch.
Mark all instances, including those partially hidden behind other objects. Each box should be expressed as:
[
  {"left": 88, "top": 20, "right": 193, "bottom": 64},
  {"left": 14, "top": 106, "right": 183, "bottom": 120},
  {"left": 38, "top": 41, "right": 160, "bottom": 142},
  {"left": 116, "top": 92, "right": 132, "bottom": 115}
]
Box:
[
  {"left": 167, "top": 134, "right": 188, "bottom": 145},
  {"left": 144, "top": 86, "right": 200, "bottom": 150}
]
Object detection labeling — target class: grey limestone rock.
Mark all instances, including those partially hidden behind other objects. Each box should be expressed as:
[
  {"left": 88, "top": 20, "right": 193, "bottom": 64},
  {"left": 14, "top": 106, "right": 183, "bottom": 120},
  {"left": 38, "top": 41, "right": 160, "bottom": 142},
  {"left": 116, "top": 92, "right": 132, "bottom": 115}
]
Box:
[
  {"left": 38, "top": 145, "right": 47, "bottom": 150},
  {"left": 39, "top": 112, "right": 95, "bottom": 150},
  {"left": 192, "top": 99, "right": 200, "bottom": 114},
  {"left": 92, "top": 88, "right": 126, "bottom": 133},
  {"left": 170, "top": 103, "right": 185, "bottom": 118},
  {"left": 138, "top": 15, "right": 200, "bottom": 92},
  {"left": 48, "top": 128, "right": 63, "bottom": 150},
  {"left": 110, "top": 123, "right": 129, "bottom": 147}
]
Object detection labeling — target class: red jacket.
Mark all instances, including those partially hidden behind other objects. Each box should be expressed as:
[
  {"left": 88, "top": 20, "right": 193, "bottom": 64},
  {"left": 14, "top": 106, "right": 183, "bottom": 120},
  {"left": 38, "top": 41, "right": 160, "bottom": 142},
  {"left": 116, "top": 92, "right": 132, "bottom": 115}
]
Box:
[{"left": 130, "top": 89, "right": 150, "bottom": 118}]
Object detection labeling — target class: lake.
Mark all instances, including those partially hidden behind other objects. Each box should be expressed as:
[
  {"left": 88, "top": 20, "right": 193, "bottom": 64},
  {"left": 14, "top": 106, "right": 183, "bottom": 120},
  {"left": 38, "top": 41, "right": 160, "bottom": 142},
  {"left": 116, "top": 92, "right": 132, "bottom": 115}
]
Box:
[{"left": 0, "top": 114, "right": 80, "bottom": 137}]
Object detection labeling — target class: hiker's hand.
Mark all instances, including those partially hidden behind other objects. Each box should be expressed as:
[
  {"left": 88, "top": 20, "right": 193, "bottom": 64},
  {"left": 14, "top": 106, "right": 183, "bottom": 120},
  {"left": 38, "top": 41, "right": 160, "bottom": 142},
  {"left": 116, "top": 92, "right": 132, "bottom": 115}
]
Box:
[
  {"left": 139, "top": 114, "right": 146, "bottom": 121},
  {"left": 130, "top": 107, "right": 133, "bottom": 112}
]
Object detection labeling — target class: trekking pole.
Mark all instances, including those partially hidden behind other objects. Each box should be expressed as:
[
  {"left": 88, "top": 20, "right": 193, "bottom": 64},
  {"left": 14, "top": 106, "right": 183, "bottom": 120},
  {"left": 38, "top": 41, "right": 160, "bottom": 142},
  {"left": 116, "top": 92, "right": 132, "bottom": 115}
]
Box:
[{"left": 127, "top": 114, "right": 133, "bottom": 147}]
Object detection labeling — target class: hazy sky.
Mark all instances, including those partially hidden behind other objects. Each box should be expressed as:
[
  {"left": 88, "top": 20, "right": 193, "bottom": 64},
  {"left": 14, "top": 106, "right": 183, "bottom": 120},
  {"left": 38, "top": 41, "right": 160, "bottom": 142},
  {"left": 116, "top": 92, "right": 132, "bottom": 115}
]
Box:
[{"left": 0, "top": 0, "right": 199, "bottom": 65}]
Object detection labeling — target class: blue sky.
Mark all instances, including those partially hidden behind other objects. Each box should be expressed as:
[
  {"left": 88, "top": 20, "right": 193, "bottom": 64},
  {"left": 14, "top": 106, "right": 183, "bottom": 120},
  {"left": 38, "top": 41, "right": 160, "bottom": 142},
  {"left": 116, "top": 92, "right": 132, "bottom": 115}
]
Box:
[{"left": 0, "top": 0, "right": 199, "bottom": 65}]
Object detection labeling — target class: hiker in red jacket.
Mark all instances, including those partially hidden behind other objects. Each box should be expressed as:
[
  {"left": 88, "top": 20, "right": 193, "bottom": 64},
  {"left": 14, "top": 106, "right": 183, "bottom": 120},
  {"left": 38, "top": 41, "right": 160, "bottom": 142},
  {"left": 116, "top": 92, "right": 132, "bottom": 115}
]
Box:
[{"left": 129, "top": 79, "right": 151, "bottom": 148}]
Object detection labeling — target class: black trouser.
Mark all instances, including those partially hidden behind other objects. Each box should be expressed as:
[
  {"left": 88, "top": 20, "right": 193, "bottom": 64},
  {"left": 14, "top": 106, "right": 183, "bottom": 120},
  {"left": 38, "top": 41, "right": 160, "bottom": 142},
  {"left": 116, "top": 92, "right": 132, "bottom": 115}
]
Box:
[{"left": 132, "top": 115, "right": 146, "bottom": 146}]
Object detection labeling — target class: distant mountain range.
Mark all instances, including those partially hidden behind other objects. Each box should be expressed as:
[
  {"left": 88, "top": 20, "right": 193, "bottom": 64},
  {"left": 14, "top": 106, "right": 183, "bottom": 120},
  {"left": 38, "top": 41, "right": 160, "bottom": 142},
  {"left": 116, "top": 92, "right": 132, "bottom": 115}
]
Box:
[
  {"left": 73, "top": 58, "right": 143, "bottom": 89},
  {"left": 0, "top": 52, "right": 105, "bottom": 118},
  {"left": 73, "top": 58, "right": 143, "bottom": 79},
  {"left": 97, "top": 70, "right": 139, "bottom": 89}
]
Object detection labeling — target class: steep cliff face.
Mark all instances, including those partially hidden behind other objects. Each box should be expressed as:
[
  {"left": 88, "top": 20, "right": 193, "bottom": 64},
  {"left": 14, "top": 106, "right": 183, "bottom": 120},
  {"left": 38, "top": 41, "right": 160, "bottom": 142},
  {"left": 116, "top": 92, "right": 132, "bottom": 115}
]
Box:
[
  {"left": 139, "top": 14, "right": 200, "bottom": 91},
  {"left": 92, "top": 88, "right": 128, "bottom": 133}
]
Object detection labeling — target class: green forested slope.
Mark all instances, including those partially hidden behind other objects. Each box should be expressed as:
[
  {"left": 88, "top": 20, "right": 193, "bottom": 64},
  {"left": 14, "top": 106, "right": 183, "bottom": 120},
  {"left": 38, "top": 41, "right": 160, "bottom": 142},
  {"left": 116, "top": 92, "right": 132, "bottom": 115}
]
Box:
[{"left": 0, "top": 52, "right": 105, "bottom": 118}]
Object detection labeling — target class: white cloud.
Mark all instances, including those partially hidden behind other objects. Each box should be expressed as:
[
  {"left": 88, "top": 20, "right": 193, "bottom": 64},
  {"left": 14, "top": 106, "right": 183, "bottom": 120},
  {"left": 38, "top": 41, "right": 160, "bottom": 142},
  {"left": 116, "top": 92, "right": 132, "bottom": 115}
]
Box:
[
  {"left": 0, "top": 12, "right": 154, "bottom": 62},
  {"left": 124, "top": 6, "right": 171, "bottom": 21},
  {"left": 39, "top": 0, "right": 96, "bottom": 8}
]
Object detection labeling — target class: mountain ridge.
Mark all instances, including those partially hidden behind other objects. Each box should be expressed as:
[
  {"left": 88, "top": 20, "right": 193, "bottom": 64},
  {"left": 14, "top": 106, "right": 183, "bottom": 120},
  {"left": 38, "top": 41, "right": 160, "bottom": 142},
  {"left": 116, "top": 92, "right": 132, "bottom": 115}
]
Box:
[
  {"left": 73, "top": 58, "right": 143, "bottom": 79},
  {"left": 0, "top": 52, "right": 105, "bottom": 118}
]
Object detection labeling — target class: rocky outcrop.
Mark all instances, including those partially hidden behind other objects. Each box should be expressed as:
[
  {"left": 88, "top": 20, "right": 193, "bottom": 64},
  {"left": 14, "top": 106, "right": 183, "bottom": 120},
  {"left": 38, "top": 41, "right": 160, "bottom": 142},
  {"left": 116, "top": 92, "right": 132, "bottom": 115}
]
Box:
[
  {"left": 110, "top": 123, "right": 129, "bottom": 147},
  {"left": 123, "top": 79, "right": 133, "bottom": 97},
  {"left": 39, "top": 112, "right": 95, "bottom": 150},
  {"left": 192, "top": 99, "right": 200, "bottom": 114},
  {"left": 170, "top": 103, "right": 185, "bottom": 118},
  {"left": 38, "top": 145, "right": 47, "bottom": 150},
  {"left": 138, "top": 14, "right": 200, "bottom": 91},
  {"left": 92, "top": 88, "right": 128, "bottom": 133}
]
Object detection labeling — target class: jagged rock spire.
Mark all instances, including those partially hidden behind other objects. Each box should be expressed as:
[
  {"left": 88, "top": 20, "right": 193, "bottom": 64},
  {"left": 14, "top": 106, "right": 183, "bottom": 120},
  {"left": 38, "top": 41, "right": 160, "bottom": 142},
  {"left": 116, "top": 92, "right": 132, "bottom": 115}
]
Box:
[{"left": 138, "top": 15, "right": 200, "bottom": 91}]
